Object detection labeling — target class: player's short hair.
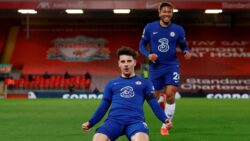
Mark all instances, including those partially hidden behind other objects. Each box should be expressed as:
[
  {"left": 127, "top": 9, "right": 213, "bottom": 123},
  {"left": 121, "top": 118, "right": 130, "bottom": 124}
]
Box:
[
  {"left": 117, "top": 47, "right": 137, "bottom": 60},
  {"left": 159, "top": 2, "right": 174, "bottom": 11}
]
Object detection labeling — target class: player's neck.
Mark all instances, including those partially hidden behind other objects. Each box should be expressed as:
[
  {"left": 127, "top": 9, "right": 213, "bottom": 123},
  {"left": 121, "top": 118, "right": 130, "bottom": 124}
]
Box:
[
  {"left": 160, "top": 20, "right": 171, "bottom": 27},
  {"left": 121, "top": 73, "right": 135, "bottom": 78}
]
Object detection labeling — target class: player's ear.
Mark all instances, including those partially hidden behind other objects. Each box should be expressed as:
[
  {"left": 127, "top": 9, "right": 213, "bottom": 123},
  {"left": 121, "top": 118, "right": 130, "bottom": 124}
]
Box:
[
  {"left": 118, "top": 59, "right": 121, "bottom": 67},
  {"left": 158, "top": 6, "right": 161, "bottom": 17},
  {"left": 158, "top": 3, "right": 161, "bottom": 13},
  {"left": 117, "top": 60, "right": 119, "bottom": 65},
  {"left": 158, "top": 2, "right": 165, "bottom": 17}
]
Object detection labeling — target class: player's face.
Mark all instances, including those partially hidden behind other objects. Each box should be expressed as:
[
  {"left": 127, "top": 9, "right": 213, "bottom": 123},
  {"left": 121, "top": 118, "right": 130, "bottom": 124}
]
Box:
[
  {"left": 159, "top": 6, "right": 173, "bottom": 25},
  {"left": 118, "top": 55, "right": 136, "bottom": 77}
]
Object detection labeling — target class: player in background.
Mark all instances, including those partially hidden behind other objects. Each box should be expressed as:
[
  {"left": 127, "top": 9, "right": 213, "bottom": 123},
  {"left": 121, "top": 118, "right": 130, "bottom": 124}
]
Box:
[
  {"left": 139, "top": 2, "right": 191, "bottom": 135},
  {"left": 82, "top": 47, "right": 172, "bottom": 141}
]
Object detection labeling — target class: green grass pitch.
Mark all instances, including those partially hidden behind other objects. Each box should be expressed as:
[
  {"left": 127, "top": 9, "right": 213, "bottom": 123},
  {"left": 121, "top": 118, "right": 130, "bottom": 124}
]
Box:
[{"left": 0, "top": 98, "right": 250, "bottom": 141}]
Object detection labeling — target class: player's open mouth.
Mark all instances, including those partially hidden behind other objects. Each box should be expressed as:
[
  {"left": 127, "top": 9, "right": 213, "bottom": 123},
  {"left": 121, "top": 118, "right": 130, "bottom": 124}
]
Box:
[{"left": 163, "top": 16, "right": 171, "bottom": 20}]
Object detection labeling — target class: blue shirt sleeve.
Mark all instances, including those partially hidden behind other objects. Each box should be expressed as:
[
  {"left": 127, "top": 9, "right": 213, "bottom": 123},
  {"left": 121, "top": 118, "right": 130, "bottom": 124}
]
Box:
[
  {"left": 142, "top": 24, "right": 150, "bottom": 41},
  {"left": 88, "top": 99, "right": 111, "bottom": 127},
  {"left": 88, "top": 82, "right": 112, "bottom": 127},
  {"left": 178, "top": 26, "right": 190, "bottom": 54},
  {"left": 144, "top": 80, "right": 155, "bottom": 96},
  {"left": 146, "top": 95, "right": 169, "bottom": 123},
  {"left": 102, "top": 81, "right": 113, "bottom": 100},
  {"left": 139, "top": 24, "right": 150, "bottom": 58}
]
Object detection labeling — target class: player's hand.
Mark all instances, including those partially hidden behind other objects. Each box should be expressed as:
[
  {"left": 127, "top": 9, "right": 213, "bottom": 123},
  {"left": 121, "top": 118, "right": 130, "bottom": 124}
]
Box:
[
  {"left": 183, "top": 51, "right": 191, "bottom": 60},
  {"left": 148, "top": 54, "right": 158, "bottom": 63},
  {"left": 82, "top": 121, "right": 91, "bottom": 132},
  {"left": 165, "top": 119, "right": 173, "bottom": 129}
]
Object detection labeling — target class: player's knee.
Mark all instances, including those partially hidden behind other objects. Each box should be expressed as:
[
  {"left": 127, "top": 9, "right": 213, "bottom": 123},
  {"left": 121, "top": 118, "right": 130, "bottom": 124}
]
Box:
[
  {"left": 131, "top": 132, "right": 149, "bottom": 141},
  {"left": 93, "top": 133, "right": 110, "bottom": 141},
  {"left": 166, "top": 95, "right": 175, "bottom": 104}
]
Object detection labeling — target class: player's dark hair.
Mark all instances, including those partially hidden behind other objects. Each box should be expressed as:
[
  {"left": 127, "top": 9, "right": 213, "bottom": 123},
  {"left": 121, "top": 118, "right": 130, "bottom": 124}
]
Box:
[
  {"left": 117, "top": 47, "right": 137, "bottom": 59},
  {"left": 159, "top": 2, "right": 174, "bottom": 10}
]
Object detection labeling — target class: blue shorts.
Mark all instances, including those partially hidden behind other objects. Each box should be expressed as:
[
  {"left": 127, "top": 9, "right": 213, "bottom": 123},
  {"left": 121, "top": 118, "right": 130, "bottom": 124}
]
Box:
[
  {"left": 149, "top": 65, "right": 180, "bottom": 90},
  {"left": 96, "top": 119, "right": 149, "bottom": 141}
]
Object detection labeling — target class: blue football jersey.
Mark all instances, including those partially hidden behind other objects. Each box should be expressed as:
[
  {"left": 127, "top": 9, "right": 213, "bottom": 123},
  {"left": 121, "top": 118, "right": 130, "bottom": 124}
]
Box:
[
  {"left": 103, "top": 75, "right": 154, "bottom": 123},
  {"left": 140, "top": 21, "right": 189, "bottom": 69}
]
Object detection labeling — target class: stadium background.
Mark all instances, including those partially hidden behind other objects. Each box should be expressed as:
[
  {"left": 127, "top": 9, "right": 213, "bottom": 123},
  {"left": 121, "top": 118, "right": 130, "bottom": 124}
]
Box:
[
  {"left": 0, "top": 0, "right": 250, "bottom": 141},
  {"left": 0, "top": 0, "right": 249, "bottom": 99}
]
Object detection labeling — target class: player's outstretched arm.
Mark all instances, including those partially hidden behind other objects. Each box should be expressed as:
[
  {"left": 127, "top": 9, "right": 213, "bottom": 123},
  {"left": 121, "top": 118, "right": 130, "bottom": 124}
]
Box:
[
  {"left": 146, "top": 94, "right": 170, "bottom": 123},
  {"left": 84, "top": 99, "right": 111, "bottom": 129}
]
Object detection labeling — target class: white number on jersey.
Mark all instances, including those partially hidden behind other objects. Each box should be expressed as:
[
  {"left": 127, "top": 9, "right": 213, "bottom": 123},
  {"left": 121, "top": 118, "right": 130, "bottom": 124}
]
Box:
[{"left": 173, "top": 72, "right": 180, "bottom": 80}]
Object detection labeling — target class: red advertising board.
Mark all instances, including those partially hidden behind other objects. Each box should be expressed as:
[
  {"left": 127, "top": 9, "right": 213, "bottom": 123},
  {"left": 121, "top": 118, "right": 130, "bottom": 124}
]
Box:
[
  {"left": 6, "top": 94, "right": 28, "bottom": 99},
  {"left": 178, "top": 26, "right": 250, "bottom": 93},
  {"left": 10, "top": 25, "right": 250, "bottom": 93}
]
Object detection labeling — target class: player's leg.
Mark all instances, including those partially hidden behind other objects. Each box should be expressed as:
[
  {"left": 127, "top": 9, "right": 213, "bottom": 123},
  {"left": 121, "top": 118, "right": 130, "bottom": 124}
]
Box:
[
  {"left": 164, "top": 67, "right": 179, "bottom": 120},
  {"left": 94, "top": 119, "right": 123, "bottom": 141},
  {"left": 165, "top": 85, "right": 177, "bottom": 119},
  {"left": 131, "top": 132, "right": 149, "bottom": 141},
  {"left": 161, "top": 68, "right": 179, "bottom": 135},
  {"left": 93, "top": 133, "right": 110, "bottom": 141},
  {"left": 126, "top": 122, "right": 149, "bottom": 141}
]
